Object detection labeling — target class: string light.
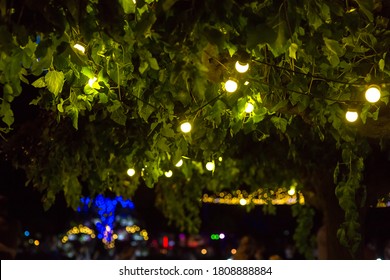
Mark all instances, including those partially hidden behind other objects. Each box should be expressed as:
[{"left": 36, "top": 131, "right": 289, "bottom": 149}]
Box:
[
  {"left": 175, "top": 159, "right": 183, "bottom": 167},
  {"left": 180, "top": 122, "right": 192, "bottom": 133},
  {"left": 235, "top": 61, "right": 249, "bottom": 73},
  {"left": 346, "top": 110, "right": 358, "bottom": 122},
  {"left": 206, "top": 161, "right": 215, "bottom": 171},
  {"left": 73, "top": 43, "right": 86, "bottom": 54},
  {"left": 88, "top": 77, "right": 97, "bottom": 87},
  {"left": 202, "top": 188, "right": 304, "bottom": 205},
  {"left": 245, "top": 102, "right": 254, "bottom": 113},
  {"left": 127, "top": 168, "right": 136, "bottom": 176},
  {"left": 224, "top": 79, "right": 238, "bottom": 93},
  {"left": 164, "top": 170, "right": 173, "bottom": 177},
  {"left": 365, "top": 85, "right": 381, "bottom": 103}
]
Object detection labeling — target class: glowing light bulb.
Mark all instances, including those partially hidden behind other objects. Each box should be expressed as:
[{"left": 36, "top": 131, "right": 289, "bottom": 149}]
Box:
[
  {"left": 345, "top": 110, "right": 358, "bottom": 122},
  {"left": 175, "top": 159, "right": 183, "bottom": 167},
  {"left": 127, "top": 168, "right": 136, "bottom": 177},
  {"left": 180, "top": 122, "right": 192, "bottom": 133},
  {"left": 365, "top": 86, "right": 381, "bottom": 103},
  {"left": 224, "top": 79, "right": 238, "bottom": 93},
  {"left": 244, "top": 81, "right": 250, "bottom": 85},
  {"left": 288, "top": 187, "right": 296, "bottom": 196},
  {"left": 235, "top": 61, "right": 249, "bottom": 73},
  {"left": 219, "top": 233, "right": 225, "bottom": 239},
  {"left": 206, "top": 161, "right": 215, "bottom": 171},
  {"left": 239, "top": 198, "right": 247, "bottom": 206},
  {"left": 73, "top": 43, "right": 85, "bottom": 54},
  {"left": 245, "top": 102, "right": 254, "bottom": 113},
  {"left": 165, "top": 170, "right": 173, "bottom": 177},
  {"left": 88, "top": 77, "right": 97, "bottom": 87},
  {"left": 218, "top": 157, "right": 223, "bottom": 162}
]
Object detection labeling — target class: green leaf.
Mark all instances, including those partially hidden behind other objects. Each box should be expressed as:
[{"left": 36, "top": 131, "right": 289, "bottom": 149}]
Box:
[
  {"left": 0, "top": 101, "right": 14, "bottom": 127},
  {"left": 148, "top": 57, "right": 159, "bottom": 70},
  {"left": 288, "top": 43, "right": 298, "bottom": 60},
  {"left": 111, "top": 106, "right": 127, "bottom": 126},
  {"left": 379, "top": 59, "right": 385, "bottom": 72},
  {"left": 32, "top": 77, "right": 47, "bottom": 88},
  {"left": 270, "top": 99, "right": 289, "bottom": 113},
  {"left": 161, "top": 124, "right": 175, "bottom": 138},
  {"left": 139, "top": 61, "right": 149, "bottom": 74},
  {"left": 119, "top": 0, "right": 136, "bottom": 14},
  {"left": 45, "top": 70, "right": 65, "bottom": 97},
  {"left": 324, "top": 38, "right": 345, "bottom": 57},
  {"left": 271, "top": 116, "right": 288, "bottom": 133},
  {"left": 66, "top": 105, "right": 79, "bottom": 129}
]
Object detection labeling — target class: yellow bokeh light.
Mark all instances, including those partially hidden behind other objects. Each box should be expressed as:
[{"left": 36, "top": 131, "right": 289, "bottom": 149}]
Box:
[
  {"left": 235, "top": 61, "right": 249, "bottom": 73},
  {"left": 201, "top": 249, "right": 207, "bottom": 255},
  {"left": 288, "top": 187, "right": 296, "bottom": 196},
  {"left": 206, "top": 161, "right": 215, "bottom": 171},
  {"left": 231, "top": 248, "right": 237, "bottom": 255},
  {"left": 245, "top": 103, "right": 254, "bottom": 113},
  {"left": 345, "top": 111, "right": 358, "bottom": 122},
  {"left": 127, "top": 168, "right": 136, "bottom": 177},
  {"left": 365, "top": 85, "right": 381, "bottom": 103},
  {"left": 239, "top": 198, "right": 247, "bottom": 206},
  {"left": 88, "top": 77, "right": 97, "bottom": 87},
  {"left": 224, "top": 79, "right": 238, "bottom": 93},
  {"left": 34, "top": 240, "right": 40, "bottom": 246},
  {"left": 73, "top": 43, "right": 85, "bottom": 54},
  {"left": 180, "top": 122, "right": 192, "bottom": 133}
]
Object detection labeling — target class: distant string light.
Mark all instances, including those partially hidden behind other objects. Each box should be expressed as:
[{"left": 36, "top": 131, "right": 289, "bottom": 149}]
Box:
[{"left": 180, "top": 122, "right": 192, "bottom": 133}]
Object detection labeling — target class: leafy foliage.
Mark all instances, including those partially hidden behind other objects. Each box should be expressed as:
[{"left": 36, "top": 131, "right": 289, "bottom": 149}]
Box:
[{"left": 1, "top": 0, "right": 390, "bottom": 255}]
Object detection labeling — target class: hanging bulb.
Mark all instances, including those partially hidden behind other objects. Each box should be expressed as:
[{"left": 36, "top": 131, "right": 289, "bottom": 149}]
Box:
[
  {"left": 127, "top": 168, "right": 136, "bottom": 177},
  {"left": 73, "top": 43, "right": 86, "bottom": 54},
  {"left": 235, "top": 61, "right": 249, "bottom": 73},
  {"left": 180, "top": 122, "right": 192, "bottom": 133},
  {"left": 88, "top": 77, "right": 97, "bottom": 87},
  {"left": 175, "top": 159, "right": 183, "bottom": 167},
  {"left": 224, "top": 79, "right": 238, "bottom": 93},
  {"left": 365, "top": 85, "right": 381, "bottom": 103},
  {"left": 205, "top": 161, "right": 215, "bottom": 171},
  {"left": 345, "top": 110, "right": 358, "bottom": 122},
  {"left": 245, "top": 102, "right": 254, "bottom": 113}
]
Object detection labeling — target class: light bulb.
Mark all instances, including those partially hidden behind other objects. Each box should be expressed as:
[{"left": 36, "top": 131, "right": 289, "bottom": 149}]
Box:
[
  {"left": 365, "top": 85, "right": 381, "bottom": 103},
  {"left": 239, "top": 198, "right": 247, "bottom": 206},
  {"left": 345, "top": 110, "right": 358, "bottom": 122},
  {"left": 288, "top": 187, "right": 296, "bottom": 196},
  {"left": 73, "top": 43, "right": 85, "bottom": 54},
  {"left": 165, "top": 170, "right": 173, "bottom": 177},
  {"left": 245, "top": 102, "right": 254, "bottom": 113},
  {"left": 224, "top": 79, "right": 238, "bottom": 93},
  {"left": 127, "top": 168, "right": 136, "bottom": 177},
  {"left": 235, "top": 61, "right": 249, "bottom": 73},
  {"left": 180, "top": 122, "right": 192, "bottom": 133},
  {"left": 88, "top": 77, "right": 97, "bottom": 87},
  {"left": 244, "top": 81, "right": 250, "bottom": 86},
  {"left": 175, "top": 159, "right": 183, "bottom": 167},
  {"left": 205, "top": 161, "right": 215, "bottom": 171}
]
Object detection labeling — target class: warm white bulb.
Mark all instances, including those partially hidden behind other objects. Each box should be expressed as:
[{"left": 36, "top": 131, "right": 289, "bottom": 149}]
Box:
[
  {"left": 239, "top": 198, "right": 247, "bottom": 206},
  {"left": 73, "top": 43, "right": 85, "bottom": 54},
  {"left": 205, "top": 161, "right": 215, "bottom": 171},
  {"left": 175, "top": 159, "right": 183, "bottom": 167},
  {"left": 225, "top": 79, "right": 238, "bottom": 93},
  {"left": 88, "top": 77, "right": 97, "bottom": 87},
  {"left": 365, "top": 86, "right": 381, "bottom": 103},
  {"left": 127, "top": 168, "right": 135, "bottom": 177},
  {"left": 346, "top": 111, "right": 358, "bottom": 122},
  {"left": 180, "top": 122, "right": 192, "bottom": 133},
  {"left": 165, "top": 170, "right": 173, "bottom": 177},
  {"left": 288, "top": 188, "right": 296, "bottom": 196},
  {"left": 245, "top": 103, "right": 254, "bottom": 113},
  {"left": 235, "top": 61, "right": 249, "bottom": 73}
]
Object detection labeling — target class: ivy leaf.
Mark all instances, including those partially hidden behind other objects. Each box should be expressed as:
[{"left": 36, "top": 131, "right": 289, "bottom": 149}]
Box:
[
  {"left": 45, "top": 70, "right": 65, "bottom": 97},
  {"left": 65, "top": 105, "right": 79, "bottom": 129},
  {"left": 271, "top": 116, "right": 288, "bottom": 133},
  {"left": 32, "top": 77, "right": 47, "bottom": 88},
  {"left": 379, "top": 59, "right": 385, "bottom": 72},
  {"left": 288, "top": 43, "right": 298, "bottom": 60},
  {"left": 139, "top": 61, "right": 149, "bottom": 74},
  {"left": 148, "top": 57, "right": 159, "bottom": 70},
  {"left": 324, "top": 38, "right": 345, "bottom": 57},
  {"left": 0, "top": 101, "right": 14, "bottom": 127},
  {"left": 119, "top": 0, "right": 136, "bottom": 14},
  {"left": 110, "top": 106, "right": 127, "bottom": 126}
]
